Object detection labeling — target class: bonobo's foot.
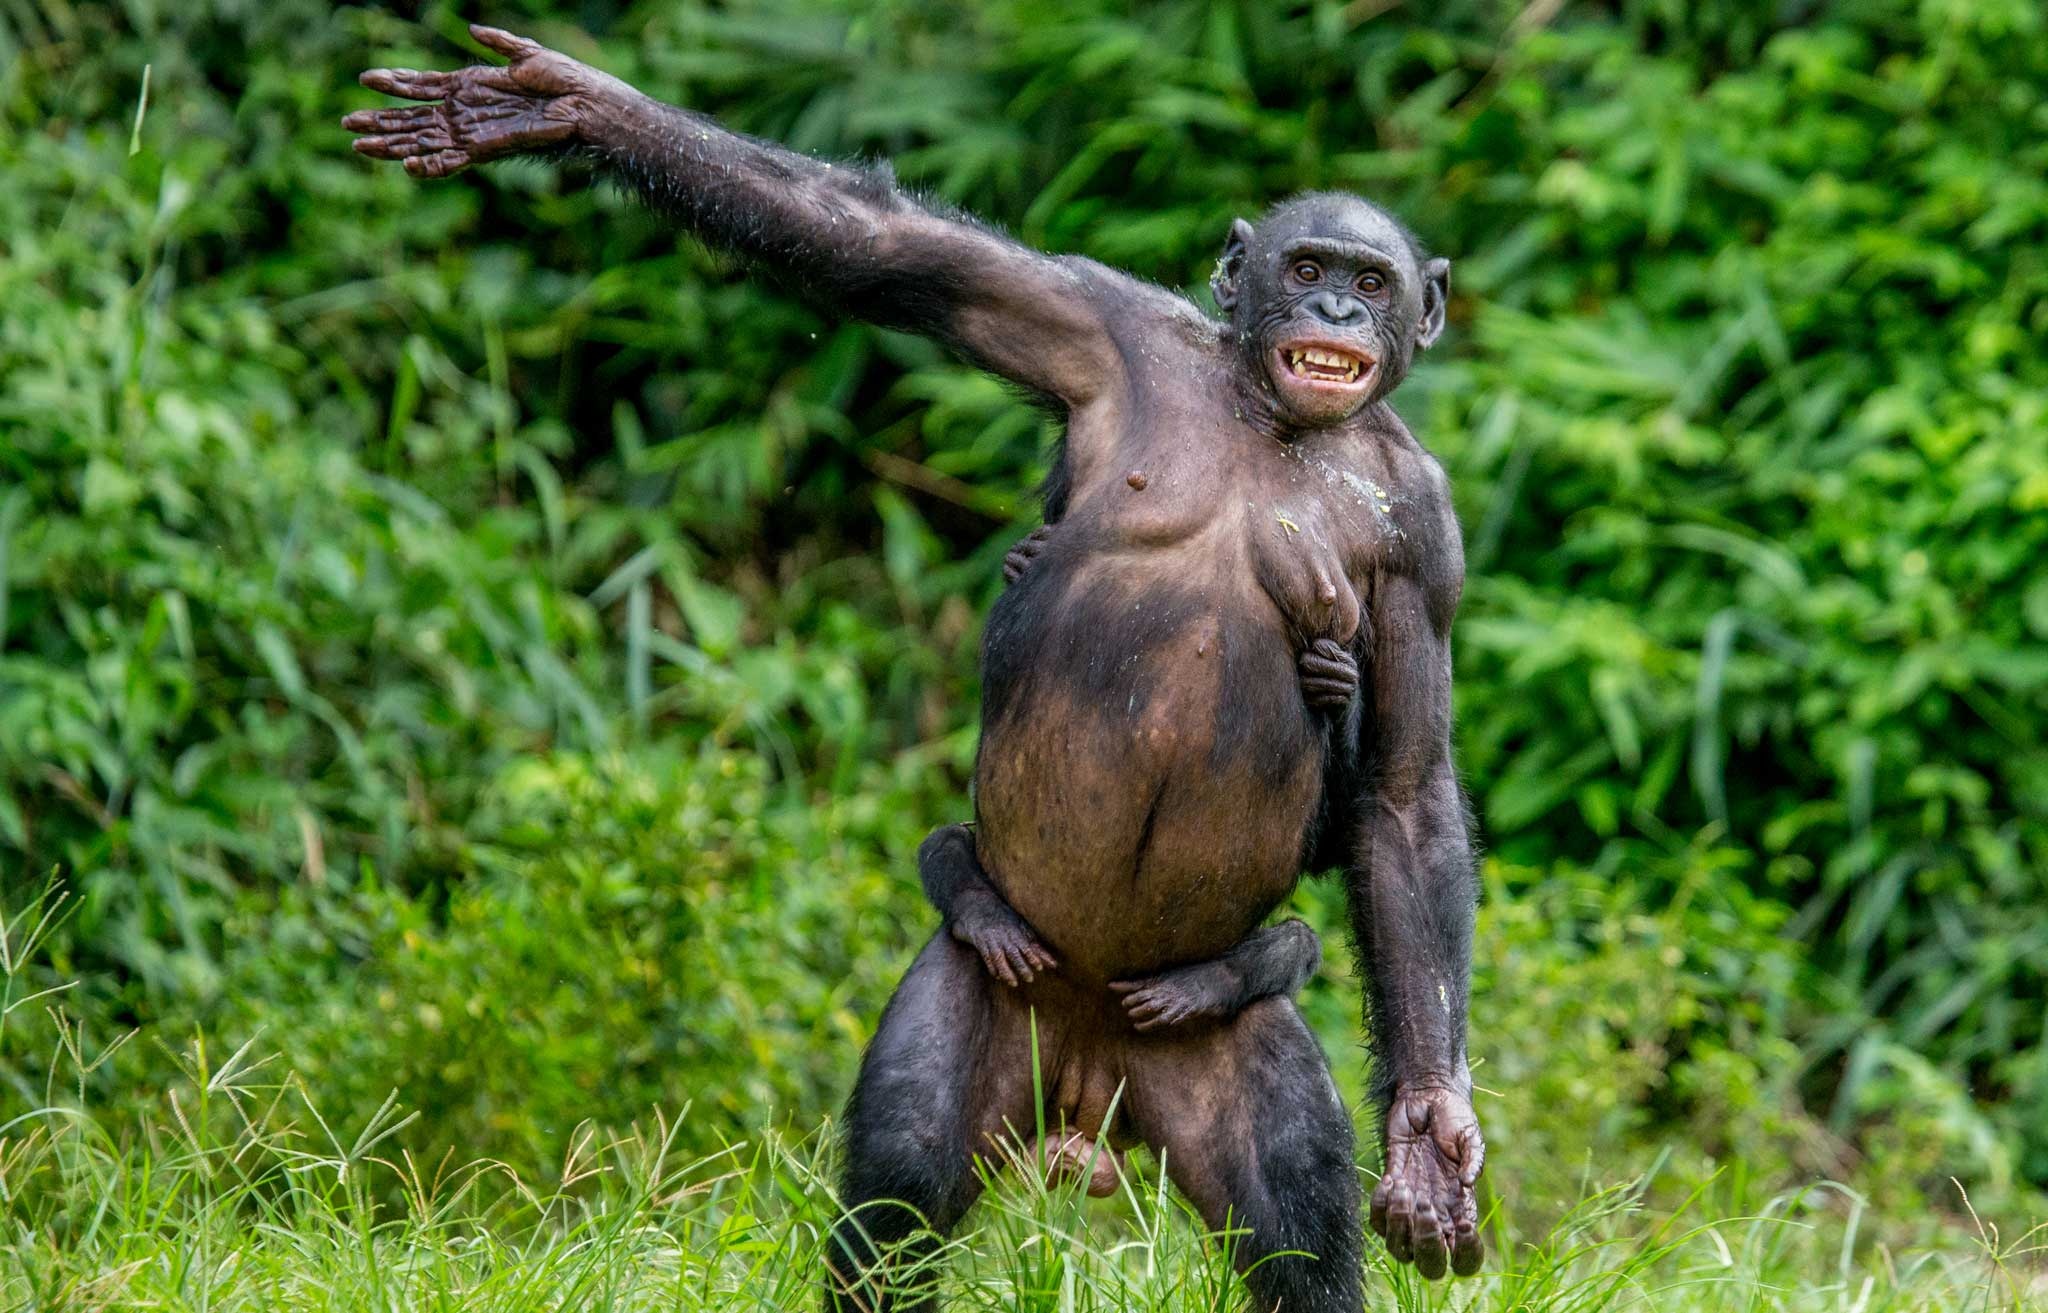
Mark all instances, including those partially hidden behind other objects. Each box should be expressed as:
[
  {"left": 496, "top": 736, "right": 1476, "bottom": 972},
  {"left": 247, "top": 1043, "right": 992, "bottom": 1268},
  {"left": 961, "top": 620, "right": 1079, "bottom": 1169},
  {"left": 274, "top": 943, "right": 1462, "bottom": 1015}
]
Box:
[
  {"left": 950, "top": 892, "right": 1057, "bottom": 986},
  {"left": 344, "top": 25, "right": 630, "bottom": 178},
  {"left": 1108, "top": 962, "right": 1234, "bottom": 1032},
  {"left": 1003, "top": 524, "right": 1054, "bottom": 584},
  {"left": 1371, "top": 1085, "right": 1485, "bottom": 1279},
  {"left": 1299, "top": 636, "right": 1360, "bottom": 710}
]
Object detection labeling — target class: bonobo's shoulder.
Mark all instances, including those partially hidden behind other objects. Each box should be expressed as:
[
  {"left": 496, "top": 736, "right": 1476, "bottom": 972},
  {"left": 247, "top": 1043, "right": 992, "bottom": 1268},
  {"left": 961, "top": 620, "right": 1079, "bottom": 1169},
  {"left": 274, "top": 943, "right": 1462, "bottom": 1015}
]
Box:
[
  {"left": 1053, "top": 255, "right": 1215, "bottom": 339},
  {"left": 1369, "top": 405, "right": 1464, "bottom": 623}
]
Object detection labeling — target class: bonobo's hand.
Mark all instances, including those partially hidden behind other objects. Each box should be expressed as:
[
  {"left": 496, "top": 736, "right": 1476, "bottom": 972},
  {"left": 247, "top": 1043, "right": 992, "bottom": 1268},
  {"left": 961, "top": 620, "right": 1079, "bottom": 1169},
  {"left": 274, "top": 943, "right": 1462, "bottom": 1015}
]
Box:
[
  {"left": 950, "top": 892, "right": 1057, "bottom": 987},
  {"left": 1003, "top": 525, "right": 1054, "bottom": 585},
  {"left": 345, "top": 25, "right": 632, "bottom": 178},
  {"left": 1371, "top": 1085, "right": 1485, "bottom": 1279},
  {"left": 1299, "top": 637, "right": 1359, "bottom": 710},
  {"left": 1107, "top": 963, "right": 1233, "bottom": 1032}
]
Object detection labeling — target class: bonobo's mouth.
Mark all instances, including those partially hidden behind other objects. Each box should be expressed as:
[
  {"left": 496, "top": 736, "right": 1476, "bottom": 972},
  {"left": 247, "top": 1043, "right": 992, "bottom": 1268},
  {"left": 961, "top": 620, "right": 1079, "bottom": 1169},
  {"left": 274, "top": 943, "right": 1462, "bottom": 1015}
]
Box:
[{"left": 1273, "top": 340, "right": 1377, "bottom": 394}]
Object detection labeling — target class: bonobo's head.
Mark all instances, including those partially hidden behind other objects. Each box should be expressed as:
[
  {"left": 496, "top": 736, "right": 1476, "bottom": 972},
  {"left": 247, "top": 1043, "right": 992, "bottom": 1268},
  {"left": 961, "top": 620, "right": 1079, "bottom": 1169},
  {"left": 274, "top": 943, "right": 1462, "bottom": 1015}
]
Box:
[{"left": 1211, "top": 193, "right": 1449, "bottom": 429}]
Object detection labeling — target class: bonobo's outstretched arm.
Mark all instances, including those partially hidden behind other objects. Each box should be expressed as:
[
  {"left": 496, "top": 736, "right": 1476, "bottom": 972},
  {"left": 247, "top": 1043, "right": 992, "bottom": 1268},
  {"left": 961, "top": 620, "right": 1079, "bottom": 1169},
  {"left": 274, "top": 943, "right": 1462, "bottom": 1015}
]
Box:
[
  {"left": 1349, "top": 554, "right": 1485, "bottom": 1279},
  {"left": 346, "top": 26, "right": 1126, "bottom": 408},
  {"left": 920, "top": 823, "right": 1320, "bottom": 1030}
]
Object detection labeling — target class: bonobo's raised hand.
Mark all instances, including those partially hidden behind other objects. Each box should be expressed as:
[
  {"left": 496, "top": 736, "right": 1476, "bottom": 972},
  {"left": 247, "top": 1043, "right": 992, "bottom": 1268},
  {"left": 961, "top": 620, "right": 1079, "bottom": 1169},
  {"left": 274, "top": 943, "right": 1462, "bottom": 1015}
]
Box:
[
  {"left": 345, "top": 25, "right": 630, "bottom": 178},
  {"left": 1371, "top": 1084, "right": 1485, "bottom": 1278}
]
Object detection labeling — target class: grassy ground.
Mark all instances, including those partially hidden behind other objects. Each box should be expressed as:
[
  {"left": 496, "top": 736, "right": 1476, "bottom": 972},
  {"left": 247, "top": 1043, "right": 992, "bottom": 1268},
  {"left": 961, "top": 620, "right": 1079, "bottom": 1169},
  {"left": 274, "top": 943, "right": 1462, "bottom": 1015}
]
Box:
[{"left": 5, "top": 1031, "right": 2039, "bottom": 1313}]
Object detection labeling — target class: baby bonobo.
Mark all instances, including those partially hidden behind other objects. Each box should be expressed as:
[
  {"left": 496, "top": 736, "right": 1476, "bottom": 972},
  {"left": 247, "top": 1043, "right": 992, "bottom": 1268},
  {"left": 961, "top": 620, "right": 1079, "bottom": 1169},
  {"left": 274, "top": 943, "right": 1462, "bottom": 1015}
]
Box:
[{"left": 348, "top": 28, "right": 1486, "bottom": 1313}]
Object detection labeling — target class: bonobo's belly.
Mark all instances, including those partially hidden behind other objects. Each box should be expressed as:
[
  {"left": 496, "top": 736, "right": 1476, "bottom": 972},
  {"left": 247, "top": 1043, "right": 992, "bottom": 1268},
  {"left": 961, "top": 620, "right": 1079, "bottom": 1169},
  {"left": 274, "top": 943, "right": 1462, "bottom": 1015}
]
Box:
[{"left": 972, "top": 554, "right": 1324, "bottom": 983}]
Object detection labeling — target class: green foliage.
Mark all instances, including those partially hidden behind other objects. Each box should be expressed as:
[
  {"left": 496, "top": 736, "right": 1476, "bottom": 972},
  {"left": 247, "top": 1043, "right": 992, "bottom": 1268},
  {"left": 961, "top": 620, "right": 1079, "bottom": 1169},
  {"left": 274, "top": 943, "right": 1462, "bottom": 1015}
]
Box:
[{"left": 2, "top": 0, "right": 2046, "bottom": 1252}]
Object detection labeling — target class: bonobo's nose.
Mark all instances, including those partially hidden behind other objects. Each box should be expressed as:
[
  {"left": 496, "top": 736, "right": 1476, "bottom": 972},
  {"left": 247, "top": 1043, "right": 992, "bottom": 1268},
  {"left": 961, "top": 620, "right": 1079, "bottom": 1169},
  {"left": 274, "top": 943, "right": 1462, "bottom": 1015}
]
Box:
[{"left": 1310, "top": 290, "right": 1363, "bottom": 325}]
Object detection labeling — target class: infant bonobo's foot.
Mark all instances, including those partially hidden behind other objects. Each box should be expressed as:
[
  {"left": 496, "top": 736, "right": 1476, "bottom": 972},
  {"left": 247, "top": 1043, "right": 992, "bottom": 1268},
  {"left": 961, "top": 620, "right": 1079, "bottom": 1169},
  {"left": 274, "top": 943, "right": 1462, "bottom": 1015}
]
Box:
[
  {"left": 1299, "top": 637, "right": 1360, "bottom": 710},
  {"left": 1108, "top": 962, "right": 1235, "bottom": 1032},
  {"left": 1371, "top": 1086, "right": 1485, "bottom": 1279},
  {"left": 951, "top": 894, "right": 1057, "bottom": 987},
  {"left": 1002, "top": 525, "right": 1054, "bottom": 584}
]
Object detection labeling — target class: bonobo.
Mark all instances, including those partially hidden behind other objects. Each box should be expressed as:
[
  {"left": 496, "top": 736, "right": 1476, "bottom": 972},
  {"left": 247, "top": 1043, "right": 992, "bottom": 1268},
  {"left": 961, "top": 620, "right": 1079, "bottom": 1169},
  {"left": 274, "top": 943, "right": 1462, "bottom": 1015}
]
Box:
[{"left": 349, "top": 27, "right": 1486, "bottom": 1311}]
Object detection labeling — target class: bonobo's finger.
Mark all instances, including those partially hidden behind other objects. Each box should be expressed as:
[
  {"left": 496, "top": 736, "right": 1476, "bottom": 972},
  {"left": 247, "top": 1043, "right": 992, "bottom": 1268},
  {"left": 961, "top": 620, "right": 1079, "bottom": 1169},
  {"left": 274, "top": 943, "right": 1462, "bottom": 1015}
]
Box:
[
  {"left": 1383, "top": 1186, "right": 1416, "bottom": 1263},
  {"left": 1301, "top": 679, "right": 1353, "bottom": 708},
  {"left": 1002, "top": 941, "right": 1037, "bottom": 983},
  {"left": 1368, "top": 1179, "right": 1391, "bottom": 1240},
  {"left": 352, "top": 134, "right": 420, "bottom": 160},
  {"left": 360, "top": 68, "right": 455, "bottom": 100},
  {"left": 1410, "top": 1202, "right": 1448, "bottom": 1279},
  {"left": 342, "top": 106, "right": 441, "bottom": 133},
  {"left": 976, "top": 940, "right": 1019, "bottom": 987},
  {"left": 1298, "top": 654, "right": 1354, "bottom": 680},
  {"left": 354, "top": 127, "right": 455, "bottom": 159},
  {"left": 404, "top": 149, "right": 474, "bottom": 179},
  {"left": 1023, "top": 939, "right": 1058, "bottom": 972},
  {"left": 1450, "top": 1212, "right": 1483, "bottom": 1276},
  {"left": 470, "top": 24, "right": 547, "bottom": 61}
]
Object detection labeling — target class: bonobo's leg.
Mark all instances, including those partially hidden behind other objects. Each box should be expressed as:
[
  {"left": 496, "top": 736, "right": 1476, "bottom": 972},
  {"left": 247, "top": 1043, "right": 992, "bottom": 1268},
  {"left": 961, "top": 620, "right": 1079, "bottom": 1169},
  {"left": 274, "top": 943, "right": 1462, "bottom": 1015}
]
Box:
[
  {"left": 1129, "top": 998, "right": 1362, "bottom": 1313},
  {"left": 830, "top": 934, "right": 1031, "bottom": 1312},
  {"left": 1108, "top": 919, "right": 1321, "bottom": 1032},
  {"left": 918, "top": 824, "right": 1057, "bottom": 986}
]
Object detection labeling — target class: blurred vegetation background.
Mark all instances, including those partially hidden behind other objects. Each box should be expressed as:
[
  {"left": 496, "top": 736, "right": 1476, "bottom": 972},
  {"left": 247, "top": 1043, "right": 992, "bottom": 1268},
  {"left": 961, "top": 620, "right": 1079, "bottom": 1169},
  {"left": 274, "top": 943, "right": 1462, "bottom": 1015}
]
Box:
[{"left": 3, "top": 0, "right": 2045, "bottom": 1248}]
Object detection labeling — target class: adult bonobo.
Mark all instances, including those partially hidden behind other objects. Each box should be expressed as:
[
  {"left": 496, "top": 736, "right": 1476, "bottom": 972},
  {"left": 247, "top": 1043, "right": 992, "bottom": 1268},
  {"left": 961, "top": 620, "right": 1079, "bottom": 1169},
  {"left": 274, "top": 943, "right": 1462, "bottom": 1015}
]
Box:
[{"left": 347, "top": 26, "right": 1485, "bottom": 1309}]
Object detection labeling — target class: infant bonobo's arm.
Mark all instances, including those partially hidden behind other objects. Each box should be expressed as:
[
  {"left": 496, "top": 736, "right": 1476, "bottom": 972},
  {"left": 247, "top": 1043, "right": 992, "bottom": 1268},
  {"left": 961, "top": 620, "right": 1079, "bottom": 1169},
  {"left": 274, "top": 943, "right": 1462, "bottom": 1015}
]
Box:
[
  {"left": 920, "top": 823, "right": 1320, "bottom": 1029},
  {"left": 1003, "top": 526, "right": 1361, "bottom": 709},
  {"left": 346, "top": 26, "right": 1129, "bottom": 408}
]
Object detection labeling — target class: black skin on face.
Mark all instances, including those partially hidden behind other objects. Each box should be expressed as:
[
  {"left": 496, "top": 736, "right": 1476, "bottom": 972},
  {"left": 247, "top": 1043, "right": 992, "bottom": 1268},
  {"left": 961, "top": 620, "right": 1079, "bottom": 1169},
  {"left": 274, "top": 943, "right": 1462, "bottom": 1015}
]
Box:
[{"left": 348, "top": 30, "right": 1485, "bottom": 1306}]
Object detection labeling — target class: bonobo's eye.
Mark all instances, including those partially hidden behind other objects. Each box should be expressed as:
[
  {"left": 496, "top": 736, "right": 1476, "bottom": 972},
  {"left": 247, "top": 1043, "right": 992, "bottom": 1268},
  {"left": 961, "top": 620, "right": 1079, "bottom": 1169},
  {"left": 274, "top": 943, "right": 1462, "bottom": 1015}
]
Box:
[
  {"left": 1291, "top": 260, "right": 1322, "bottom": 284},
  {"left": 1356, "top": 270, "right": 1386, "bottom": 295}
]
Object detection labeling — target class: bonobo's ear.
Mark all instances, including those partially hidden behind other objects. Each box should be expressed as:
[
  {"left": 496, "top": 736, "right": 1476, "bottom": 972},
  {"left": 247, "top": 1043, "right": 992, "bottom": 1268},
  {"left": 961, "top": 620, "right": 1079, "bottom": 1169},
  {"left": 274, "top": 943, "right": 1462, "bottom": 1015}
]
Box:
[
  {"left": 1210, "top": 218, "right": 1256, "bottom": 314},
  {"left": 1417, "top": 257, "right": 1451, "bottom": 351}
]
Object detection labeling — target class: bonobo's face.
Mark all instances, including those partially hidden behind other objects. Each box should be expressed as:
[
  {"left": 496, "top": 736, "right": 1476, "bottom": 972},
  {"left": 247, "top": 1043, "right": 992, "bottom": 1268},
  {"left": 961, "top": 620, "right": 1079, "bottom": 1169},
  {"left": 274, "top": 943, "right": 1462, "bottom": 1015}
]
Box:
[{"left": 1211, "top": 194, "right": 1449, "bottom": 430}]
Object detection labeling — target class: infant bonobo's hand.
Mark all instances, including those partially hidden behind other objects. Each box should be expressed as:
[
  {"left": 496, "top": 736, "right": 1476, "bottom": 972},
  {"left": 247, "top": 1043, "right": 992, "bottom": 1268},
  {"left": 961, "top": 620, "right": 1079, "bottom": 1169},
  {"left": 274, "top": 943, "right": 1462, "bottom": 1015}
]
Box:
[
  {"left": 1003, "top": 525, "right": 1054, "bottom": 585},
  {"left": 950, "top": 892, "right": 1057, "bottom": 987},
  {"left": 1108, "top": 963, "right": 1233, "bottom": 1032},
  {"left": 345, "top": 25, "right": 629, "bottom": 178},
  {"left": 1299, "top": 637, "right": 1359, "bottom": 710},
  {"left": 1371, "top": 1085, "right": 1485, "bottom": 1279}
]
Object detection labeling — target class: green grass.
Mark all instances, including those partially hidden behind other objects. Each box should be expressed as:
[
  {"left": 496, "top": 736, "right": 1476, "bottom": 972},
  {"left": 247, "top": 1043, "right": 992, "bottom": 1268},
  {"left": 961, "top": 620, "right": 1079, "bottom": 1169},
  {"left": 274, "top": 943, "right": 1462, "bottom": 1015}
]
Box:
[{"left": 5, "top": 1032, "right": 2039, "bottom": 1313}]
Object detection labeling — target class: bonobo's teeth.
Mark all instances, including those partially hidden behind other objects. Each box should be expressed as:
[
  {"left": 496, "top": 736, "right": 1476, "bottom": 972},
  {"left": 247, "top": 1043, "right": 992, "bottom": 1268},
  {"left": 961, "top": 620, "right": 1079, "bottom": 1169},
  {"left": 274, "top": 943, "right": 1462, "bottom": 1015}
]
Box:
[{"left": 1285, "top": 345, "right": 1365, "bottom": 383}]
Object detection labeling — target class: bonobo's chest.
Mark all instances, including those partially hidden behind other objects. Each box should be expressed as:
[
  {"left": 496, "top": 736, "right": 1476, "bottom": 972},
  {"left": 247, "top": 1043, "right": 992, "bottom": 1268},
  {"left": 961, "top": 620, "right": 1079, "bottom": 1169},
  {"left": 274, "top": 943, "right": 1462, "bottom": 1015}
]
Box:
[{"left": 1073, "top": 386, "right": 1418, "bottom": 647}]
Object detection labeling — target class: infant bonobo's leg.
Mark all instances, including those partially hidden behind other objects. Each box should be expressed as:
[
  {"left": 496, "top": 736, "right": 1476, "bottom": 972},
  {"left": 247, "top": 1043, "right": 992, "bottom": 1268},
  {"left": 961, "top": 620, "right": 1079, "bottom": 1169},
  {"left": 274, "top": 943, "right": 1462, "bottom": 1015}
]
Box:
[
  {"left": 1110, "top": 919, "right": 1321, "bottom": 1032},
  {"left": 918, "top": 823, "right": 1058, "bottom": 986}
]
